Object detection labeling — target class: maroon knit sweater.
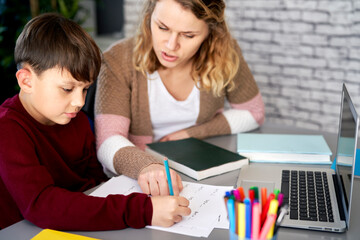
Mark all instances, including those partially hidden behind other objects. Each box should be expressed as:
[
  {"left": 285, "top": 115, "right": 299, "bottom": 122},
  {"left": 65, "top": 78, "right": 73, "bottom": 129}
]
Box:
[{"left": 0, "top": 95, "right": 152, "bottom": 230}]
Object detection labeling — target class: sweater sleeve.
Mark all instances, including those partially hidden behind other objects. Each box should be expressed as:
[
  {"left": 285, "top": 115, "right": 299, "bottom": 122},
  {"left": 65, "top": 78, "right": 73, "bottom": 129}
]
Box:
[
  {"left": 95, "top": 39, "right": 160, "bottom": 178},
  {"left": 80, "top": 112, "right": 110, "bottom": 183},
  {"left": 186, "top": 41, "right": 265, "bottom": 139},
  {"left": 0, "top": 120, "right": 153, "bottom": 231}
]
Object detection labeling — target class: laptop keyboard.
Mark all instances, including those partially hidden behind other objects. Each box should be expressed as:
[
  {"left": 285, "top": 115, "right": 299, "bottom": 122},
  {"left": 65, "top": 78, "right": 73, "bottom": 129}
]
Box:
[{"left": 281, "top": 170, "right": 334, "bottom": 222}]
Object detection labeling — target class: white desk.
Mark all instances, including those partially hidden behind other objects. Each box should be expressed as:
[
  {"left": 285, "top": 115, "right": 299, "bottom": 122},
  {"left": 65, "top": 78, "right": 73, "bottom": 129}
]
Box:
[{"left": 1, "top": 123, "right": 360, "bottom": 240}]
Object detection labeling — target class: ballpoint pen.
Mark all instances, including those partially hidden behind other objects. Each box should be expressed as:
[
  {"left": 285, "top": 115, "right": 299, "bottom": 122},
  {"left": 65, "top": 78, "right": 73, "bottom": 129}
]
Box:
[
  {"left": 163, "top": 157, "right": 174, "bottom": 196},
  {"left": 273, "top": 204, "right": 289, "bottom": 235}
]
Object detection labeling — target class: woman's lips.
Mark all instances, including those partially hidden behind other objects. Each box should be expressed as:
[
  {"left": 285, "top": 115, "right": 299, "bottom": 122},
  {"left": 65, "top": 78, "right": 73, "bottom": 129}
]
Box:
[{"left": 161, "top": 51, "right": 178, "bottom": 62}]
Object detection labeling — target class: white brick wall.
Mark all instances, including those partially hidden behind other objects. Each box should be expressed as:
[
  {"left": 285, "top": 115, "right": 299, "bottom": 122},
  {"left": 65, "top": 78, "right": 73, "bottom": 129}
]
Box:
[{"left": 123, "top": 0, "right": 360, "bottom": 133}]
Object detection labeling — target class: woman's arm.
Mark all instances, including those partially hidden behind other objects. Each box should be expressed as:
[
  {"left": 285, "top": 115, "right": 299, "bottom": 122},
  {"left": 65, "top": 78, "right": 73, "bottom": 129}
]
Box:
[
  {"left": 165, "top": 42, "right": 265, "bottom": 140},
  {"left": 94, "top": 39, "right": 183, "bottom": 195}
]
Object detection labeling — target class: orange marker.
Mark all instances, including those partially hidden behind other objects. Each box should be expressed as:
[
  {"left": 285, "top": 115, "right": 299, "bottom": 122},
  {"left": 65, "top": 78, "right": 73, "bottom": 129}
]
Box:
[
  {"left": 261, "top": 188, "right": 267, "bottom": 209},
  {"left": 237, "top": 187, "right": 245, "bottom": 202}
]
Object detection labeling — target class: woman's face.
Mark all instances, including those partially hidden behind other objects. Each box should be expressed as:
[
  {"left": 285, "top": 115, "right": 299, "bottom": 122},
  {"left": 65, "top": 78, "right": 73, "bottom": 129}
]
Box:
[{"left": 150, "top": 0, "right": 209, "bottom": 70}]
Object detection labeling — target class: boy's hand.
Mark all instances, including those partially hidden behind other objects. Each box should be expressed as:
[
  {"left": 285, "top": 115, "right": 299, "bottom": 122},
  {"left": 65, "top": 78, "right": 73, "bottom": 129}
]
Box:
[
  {"left": 138, "top": 163, "right": 183, "bottom": 196},
  {"left": 151, "top": 196, "right": 191, "bottom": 227}
]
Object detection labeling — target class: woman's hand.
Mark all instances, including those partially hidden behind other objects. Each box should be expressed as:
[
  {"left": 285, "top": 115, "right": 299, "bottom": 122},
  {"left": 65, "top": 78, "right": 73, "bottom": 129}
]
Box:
[
  {"left": 138, "top": 163, "right": 183, "bottom": 196},
  {"left": 151, "top": 195, "right": 191, "bottom": 227},
  {"left": 159, "top": 129, "right": 190, "bottom": 142}
]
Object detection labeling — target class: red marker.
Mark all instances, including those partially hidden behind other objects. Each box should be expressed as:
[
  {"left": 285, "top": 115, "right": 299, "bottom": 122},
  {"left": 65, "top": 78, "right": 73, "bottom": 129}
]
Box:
[
  {"left": 249, "top": 189, "right": 255, "bottom": 203},
  {"left": 261, "top": 193, "right": 275, "bottom": 226}
]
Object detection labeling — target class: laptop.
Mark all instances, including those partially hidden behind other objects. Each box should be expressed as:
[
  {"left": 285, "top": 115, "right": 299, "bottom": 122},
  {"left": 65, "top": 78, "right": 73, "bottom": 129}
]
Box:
[{"left": 236, "top": 83, "right": 359, "bottom": 232}]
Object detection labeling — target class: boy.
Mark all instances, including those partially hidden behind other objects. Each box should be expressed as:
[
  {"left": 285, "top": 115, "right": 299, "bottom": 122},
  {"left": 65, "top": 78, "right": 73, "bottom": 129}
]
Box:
[{"left": 0, "top": 13, "right": 190, "bottom": 230}]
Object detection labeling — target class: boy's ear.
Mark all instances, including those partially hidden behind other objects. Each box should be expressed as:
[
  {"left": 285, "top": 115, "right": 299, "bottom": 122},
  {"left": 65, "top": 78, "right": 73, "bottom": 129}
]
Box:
[{"left": 16, "top": 68, "right": 33, "bottom": 93}]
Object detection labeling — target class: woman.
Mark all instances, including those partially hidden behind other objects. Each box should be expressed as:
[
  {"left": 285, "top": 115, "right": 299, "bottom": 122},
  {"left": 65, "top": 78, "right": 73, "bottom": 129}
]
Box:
[{"left": 95, "top": 0, "right": 265, "bottom": 196}]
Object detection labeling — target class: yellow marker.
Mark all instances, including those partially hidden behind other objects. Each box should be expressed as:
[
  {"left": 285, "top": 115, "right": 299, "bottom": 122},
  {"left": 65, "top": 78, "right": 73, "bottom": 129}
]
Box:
[
  {"left": 238, "top": 202, "right": 245, "bottom": 238},
  {"left": 266, "top": 199, "right": 279, "bottom": 239}
]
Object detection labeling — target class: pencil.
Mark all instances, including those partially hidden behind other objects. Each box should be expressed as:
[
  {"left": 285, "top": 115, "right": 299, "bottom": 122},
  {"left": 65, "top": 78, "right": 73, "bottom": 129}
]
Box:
[{"left": 163, "top": 158, "right": 174, "bottom": 196}]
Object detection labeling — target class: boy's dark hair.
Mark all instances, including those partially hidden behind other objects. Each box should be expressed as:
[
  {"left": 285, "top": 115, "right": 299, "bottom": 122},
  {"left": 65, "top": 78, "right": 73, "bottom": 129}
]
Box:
[{"left": 15, "top": 13, "right": 101, "bottom": 83}]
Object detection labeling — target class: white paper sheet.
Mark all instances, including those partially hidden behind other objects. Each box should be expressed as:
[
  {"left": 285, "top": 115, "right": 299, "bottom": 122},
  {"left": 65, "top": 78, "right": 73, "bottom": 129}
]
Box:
[{"left": 90, "top": 175, "right": 232, "bottom": 237}]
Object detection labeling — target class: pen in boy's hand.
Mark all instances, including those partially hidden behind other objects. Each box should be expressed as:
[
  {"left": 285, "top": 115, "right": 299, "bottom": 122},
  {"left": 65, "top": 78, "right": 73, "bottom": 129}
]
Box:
[{"left": 164, "top": 157, "right": 174, "bottom": 196}]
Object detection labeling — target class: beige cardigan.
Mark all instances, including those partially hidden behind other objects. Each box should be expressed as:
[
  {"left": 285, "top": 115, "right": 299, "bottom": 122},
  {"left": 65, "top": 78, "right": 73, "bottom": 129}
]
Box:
[{"left": 94, "top": 38, "right": 264, "bottom": 178}]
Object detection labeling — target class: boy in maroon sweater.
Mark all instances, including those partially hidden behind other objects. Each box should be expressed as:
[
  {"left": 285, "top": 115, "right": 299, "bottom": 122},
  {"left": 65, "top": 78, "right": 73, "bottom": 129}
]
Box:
[{"left": 0, "top": 13, "right": 190, "bottom": 230}]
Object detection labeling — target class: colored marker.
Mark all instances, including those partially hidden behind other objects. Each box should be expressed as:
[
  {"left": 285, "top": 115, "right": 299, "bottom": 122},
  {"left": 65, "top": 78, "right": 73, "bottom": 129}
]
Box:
[
  {"left": 238, "top": 202, "right": 245, "bottom": 238},
  {"left": 227, "top": 198, "right": 236, "bottom": 233},
  {"left": 163, "top": 158, "right": 173, "bottom": 196},
  {"left": 249, "top": 189, "right": 255, "bottom": 203},
  {"left": 266, "top": 199, "right": 279, "bottom": 239},
  {"left": 233, "top": 189, "right": 241, "bottom": 202},
  {"left": 224, "top": 191, "right": 231, "bottom": 215},
  {"left": 252, "top": 201, "right": 261, "bottom": 239},
  {"left": 274, "top": 189, "right": 280, "bottom": 199},
  {"left": 277, "top": 193, "right": 284, "bottom": 207},
  {"left": 268, "top": 199, "right": 279, "bottom": 215},
  {"left": 253, "top": 186, "right": 259, "bottom": 200},
  {"left": 237, "top": 187, "right": 245, "bottom": 202},
  {"left": 233, "top": 194, "right": 240, "bottom": 234},
  {"left": 259, "top": 214, "right": 277, "bottom": 240},
  {"left": 261, "top": 193, "right": 275, "bottom": 225},
  {"left": 244, "top": 198, "right": 252, "bottom": 238},
  {"left": 261, "top": 188, "right": 267, "bottom": 209}
]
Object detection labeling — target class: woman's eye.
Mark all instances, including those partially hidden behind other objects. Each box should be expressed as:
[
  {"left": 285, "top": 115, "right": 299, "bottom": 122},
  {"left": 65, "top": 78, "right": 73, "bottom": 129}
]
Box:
[
  {"left": 159, "top": 26, "right": 167, "bottom": 31},
  {"left": 184, "top": 35, "right": 194, "bottom": 39}
]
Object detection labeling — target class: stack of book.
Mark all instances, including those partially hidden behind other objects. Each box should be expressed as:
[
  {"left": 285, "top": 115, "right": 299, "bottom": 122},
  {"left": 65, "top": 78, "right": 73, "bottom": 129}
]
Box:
[{"left": 237, "top": 133, "right": 332, "bottom": 164}]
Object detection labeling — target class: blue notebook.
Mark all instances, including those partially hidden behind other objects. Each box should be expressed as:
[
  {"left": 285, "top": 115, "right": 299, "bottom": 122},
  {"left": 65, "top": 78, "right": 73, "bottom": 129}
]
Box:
[{"left": 237, "top": 133, "right": 332, "bottom": 164}]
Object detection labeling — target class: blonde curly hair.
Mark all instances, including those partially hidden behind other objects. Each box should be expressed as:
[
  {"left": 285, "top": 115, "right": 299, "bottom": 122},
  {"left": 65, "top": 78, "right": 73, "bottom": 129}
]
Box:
[{"left": 133, "top": 0, "right": 239, "bottom": 97}]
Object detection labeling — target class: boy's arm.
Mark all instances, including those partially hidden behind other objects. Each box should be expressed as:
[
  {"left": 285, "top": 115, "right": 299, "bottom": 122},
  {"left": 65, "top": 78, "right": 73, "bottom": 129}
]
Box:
[
  {"left": 80, "top": 113, "right": 109, "bottom": 183},
  {"left": 0, "top": 121, "right": 152, "bottom": 230}
]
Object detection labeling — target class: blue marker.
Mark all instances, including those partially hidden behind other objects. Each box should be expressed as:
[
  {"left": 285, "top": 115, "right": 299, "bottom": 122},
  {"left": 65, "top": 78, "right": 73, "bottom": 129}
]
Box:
[
  {"left": 227, "top": 198, "right": 235, "bottom": 233},
  {"left": 244, "top": 198, "right": 252, "bottom": 238},
  {"left": 164, "top": 158, "right": 174, "bottom": 196}
]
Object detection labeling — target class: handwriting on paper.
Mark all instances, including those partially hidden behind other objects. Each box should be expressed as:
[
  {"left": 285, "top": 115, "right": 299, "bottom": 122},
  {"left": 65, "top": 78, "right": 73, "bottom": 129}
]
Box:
[{"left": 90, "top": 175, "right": 232, "bottom": 237}]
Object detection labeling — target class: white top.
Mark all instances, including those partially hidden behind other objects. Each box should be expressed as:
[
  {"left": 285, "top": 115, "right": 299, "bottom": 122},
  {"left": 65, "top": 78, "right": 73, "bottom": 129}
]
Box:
[{"left": 147, "top": 71, "right": 200, "bottom": 142}]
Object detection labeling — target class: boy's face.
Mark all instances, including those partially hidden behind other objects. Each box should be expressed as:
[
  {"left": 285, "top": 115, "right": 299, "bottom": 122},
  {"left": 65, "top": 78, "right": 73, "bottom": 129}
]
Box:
[{"left": 22, "top": 67, "right": 91, "bottom": 126}]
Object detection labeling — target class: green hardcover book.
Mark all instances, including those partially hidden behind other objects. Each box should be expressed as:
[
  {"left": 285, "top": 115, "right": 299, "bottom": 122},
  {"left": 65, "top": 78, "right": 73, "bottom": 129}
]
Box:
[{"left": 146, "top": 137, "right": 248, "bottom": 181}]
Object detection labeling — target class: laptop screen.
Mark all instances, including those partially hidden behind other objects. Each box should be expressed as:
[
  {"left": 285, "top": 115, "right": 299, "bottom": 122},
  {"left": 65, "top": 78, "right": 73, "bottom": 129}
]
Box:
[{"left": 335, "top": 84, "right": 359, "bottom": 228}]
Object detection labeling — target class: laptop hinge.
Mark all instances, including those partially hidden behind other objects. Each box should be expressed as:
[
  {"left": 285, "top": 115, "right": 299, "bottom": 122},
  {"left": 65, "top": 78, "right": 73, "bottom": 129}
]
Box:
[{"left": 332, "top": 174, "right": 346, "bottom": 221}]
